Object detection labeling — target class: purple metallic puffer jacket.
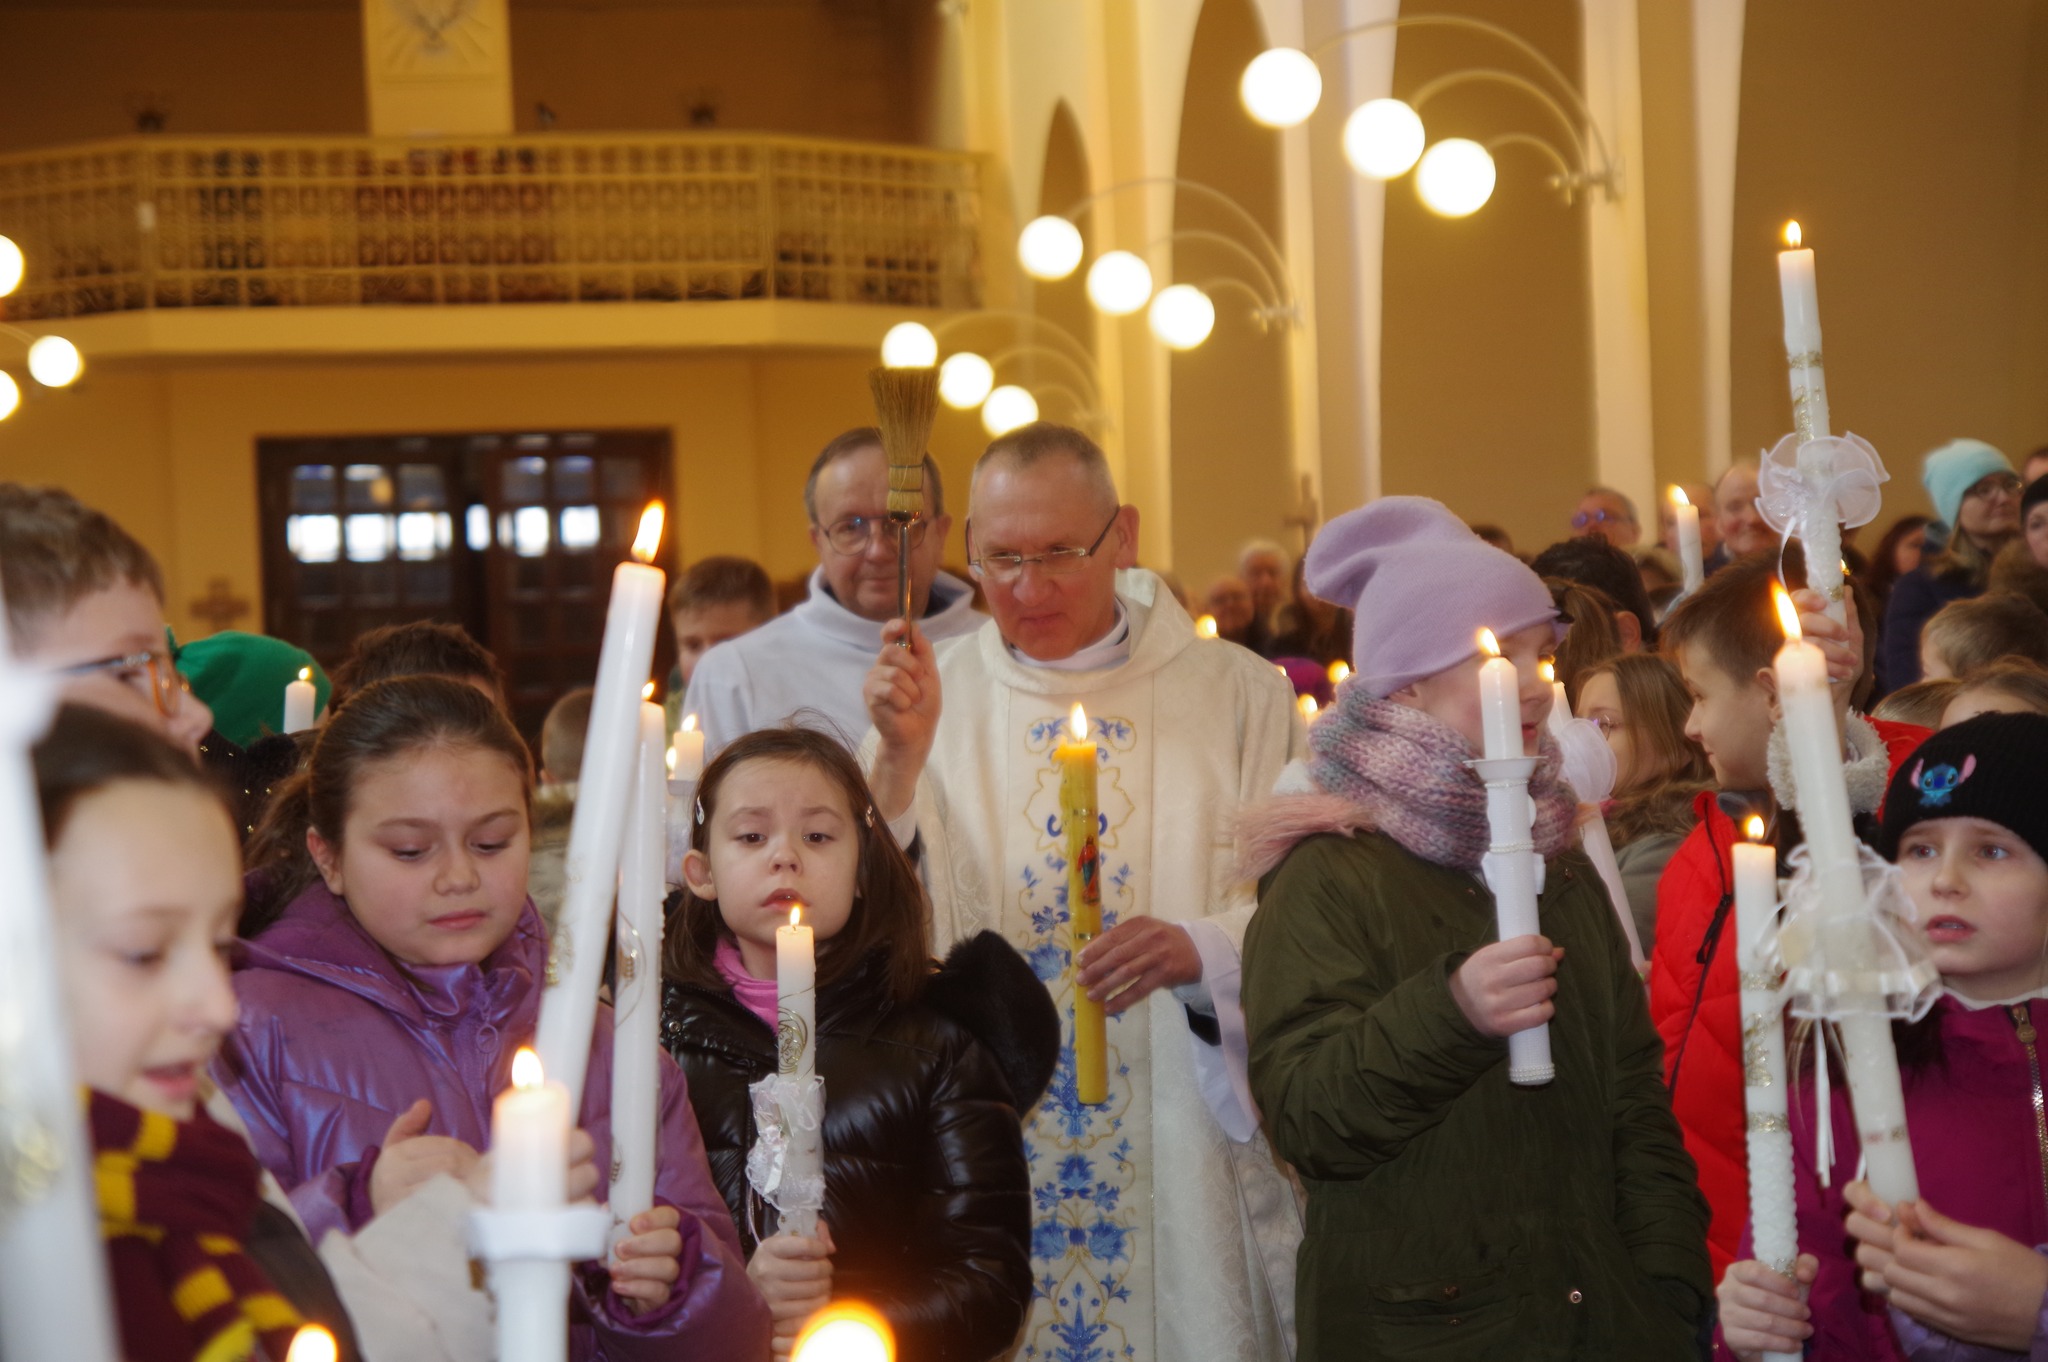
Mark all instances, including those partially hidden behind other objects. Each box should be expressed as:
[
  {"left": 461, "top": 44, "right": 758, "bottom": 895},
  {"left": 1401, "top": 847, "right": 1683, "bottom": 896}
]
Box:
[{"left": 213, "top": 882, "right": 771, "bottom": 1361}]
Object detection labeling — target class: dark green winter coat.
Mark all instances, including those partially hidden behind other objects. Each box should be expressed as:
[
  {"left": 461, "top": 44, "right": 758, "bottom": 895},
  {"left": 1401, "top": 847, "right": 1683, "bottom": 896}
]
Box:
[{"left": 1244, "top": 831, "right": 1711, "bottom": 1361}]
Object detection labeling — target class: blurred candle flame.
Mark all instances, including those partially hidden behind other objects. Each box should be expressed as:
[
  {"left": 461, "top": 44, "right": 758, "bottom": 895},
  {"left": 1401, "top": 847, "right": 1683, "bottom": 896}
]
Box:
[
  {"left": 631, "top": 503, "right": 665, "bottom": 562},
  {"left": 1477, "top": 628, "right": 1501, "bottom": 658},
  {"left": 1744, "top": 815, "right": 1767, "bottom": 843},
  {"left": 1783, "top": 220, "right": 1802, "bottom": 249},
  {"left": 1772, "top": 585, "right": 1802, "bottom": 641},
  {"left": 512, "top": 1047, "right": 544, "bottom": 1089}
]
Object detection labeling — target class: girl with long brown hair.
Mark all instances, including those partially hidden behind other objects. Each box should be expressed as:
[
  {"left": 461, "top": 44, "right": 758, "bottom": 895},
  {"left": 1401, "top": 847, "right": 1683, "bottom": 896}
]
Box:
[
  {"left": 1575, "top": 652, "right": 1713, "bottom": 949},
  {"left": 662, "top": 723, "right": 1058, "bottom": 1362}
]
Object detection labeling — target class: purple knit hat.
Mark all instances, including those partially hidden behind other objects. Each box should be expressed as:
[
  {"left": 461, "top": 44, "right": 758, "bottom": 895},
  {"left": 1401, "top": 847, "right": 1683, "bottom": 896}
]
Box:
[{"left": 1306, "top": 497, "right": 1561, "bottom": 697}]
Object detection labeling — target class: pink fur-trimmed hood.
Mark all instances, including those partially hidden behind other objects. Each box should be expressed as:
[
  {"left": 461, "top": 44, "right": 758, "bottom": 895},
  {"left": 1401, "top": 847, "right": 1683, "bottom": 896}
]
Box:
[{"left": 1236, "top": 791, "right": 1380, "bottom": 882}]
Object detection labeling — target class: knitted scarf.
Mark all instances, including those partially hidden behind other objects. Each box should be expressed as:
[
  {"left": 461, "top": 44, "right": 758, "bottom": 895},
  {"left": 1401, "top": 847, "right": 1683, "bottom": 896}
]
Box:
[
  {"left": 91, "top": 1088, "right": 303, "bottom": 1362},
  {"left": 1241, "top": 691, "right": 1580, "bottom": 878}
]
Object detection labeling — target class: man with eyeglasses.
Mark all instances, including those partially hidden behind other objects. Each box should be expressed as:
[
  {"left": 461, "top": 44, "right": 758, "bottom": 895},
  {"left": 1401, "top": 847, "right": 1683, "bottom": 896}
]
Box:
[
  {"left": 1571, "top": 486, "right": 1642, "bottom": 549},
  {"left": 2, "top": 484, "right": 215, "bottom": 758},
  {"left": 861, "top": 422, "right": 1306, "bottom": 1362},
  {"left": 682, "top": 427, "right": 981, "bottom": 755}
]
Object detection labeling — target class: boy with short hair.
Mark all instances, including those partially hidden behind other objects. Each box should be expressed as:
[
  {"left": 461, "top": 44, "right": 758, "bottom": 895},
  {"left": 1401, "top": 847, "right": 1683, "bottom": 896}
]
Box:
[
  {"left": 663, "top": 555, "right": 774, "bottom": 731},
  {"left": 1650, "top": 551, "right": 1923, "bottom": 1280},
  {"left": 529, "top": 685, "right": 595, "bottom": 934},
  {"left": 0, "top": 483, "right": 215, "bottom": 755}
]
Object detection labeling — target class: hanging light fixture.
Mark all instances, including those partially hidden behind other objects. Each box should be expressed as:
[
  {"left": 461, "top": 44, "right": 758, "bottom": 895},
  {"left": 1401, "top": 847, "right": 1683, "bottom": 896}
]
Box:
[
  {"left": 1415, "top": 138, "right": 1497, "bottom": 217},
  {"left": 980, "top": 385, "right": 1039, "bottom": 436},
  {"left": 1240, "top": 48, "right": 1323, "bottom": 128},
  {"left": 0, "top": 371, "right": 19, "bottom": 421},
  {"left": 879, "top": 321, "right": 939, "bottom": 369},
  {"left": 26, "top": 335, "right": 82, "bottom": 388},
  {"left": 1085, "top": 251, "right": 1153, "bottom": 317},
  {"left": 1017, "top": 216, "right": 1086, "bottom": 281},
  {"left": 938, "top": 351, "right": 995, "bottom": 409},
  {"left": 1147, "top": 285, "right": 1216, "bottom": 350},
  {"left": 0, "top": 236, "right": 22, "bottom": 298},
  {"left": 1342, "top": 99, "right": 1426, "bottom": 179}
]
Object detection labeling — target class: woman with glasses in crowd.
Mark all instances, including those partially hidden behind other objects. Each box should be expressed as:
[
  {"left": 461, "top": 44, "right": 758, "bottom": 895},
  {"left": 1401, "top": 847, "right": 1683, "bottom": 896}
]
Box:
[{"left": 1879, "top": 440, "right": 2026, "bottom": 692}]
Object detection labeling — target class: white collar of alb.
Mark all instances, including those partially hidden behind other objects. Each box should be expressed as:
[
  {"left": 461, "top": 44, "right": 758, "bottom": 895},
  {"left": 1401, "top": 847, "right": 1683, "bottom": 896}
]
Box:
[{"left": 1008, "top": 602, "right": 1131, "bottom": 672}]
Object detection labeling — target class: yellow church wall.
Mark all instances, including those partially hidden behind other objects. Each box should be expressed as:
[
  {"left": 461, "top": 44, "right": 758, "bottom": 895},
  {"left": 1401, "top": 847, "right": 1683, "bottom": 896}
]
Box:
[{"left": 0, "top": 350, "right": 985, "bottom": 643}]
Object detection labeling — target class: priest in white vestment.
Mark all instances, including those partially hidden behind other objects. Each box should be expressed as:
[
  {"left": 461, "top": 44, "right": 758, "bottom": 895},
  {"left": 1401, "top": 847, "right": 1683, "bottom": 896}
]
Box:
[
  {"left": 863, "top": 423, "right": 1306, "bottom": 1362},
  {"left": 684, "top": 427, "right": 983, "bottom": 754}
]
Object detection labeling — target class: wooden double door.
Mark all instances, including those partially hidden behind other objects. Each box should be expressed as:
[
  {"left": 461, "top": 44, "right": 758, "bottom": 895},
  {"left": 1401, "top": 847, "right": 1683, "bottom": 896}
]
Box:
[{"left": 258, "top": 430, "right": 672, "bottom": 739}]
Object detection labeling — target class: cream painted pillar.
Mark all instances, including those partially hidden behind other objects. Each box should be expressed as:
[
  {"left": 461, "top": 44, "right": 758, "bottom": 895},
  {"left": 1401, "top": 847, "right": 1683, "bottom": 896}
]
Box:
[
  {"left": 1581, "top": 0, "right": 1657, "bottom": 516},
  {"left": 361, "top": 0, "right": 515, "bottom": 138},
  {"left": 1692, "top": 0, "right": 1746, "bottom": 474},
  {"left": 1256, "top": 0, "right": 1325, "bottom": 531},
  {"left": 1329, "top": 0, "right": 1399, "bottom": 505}
]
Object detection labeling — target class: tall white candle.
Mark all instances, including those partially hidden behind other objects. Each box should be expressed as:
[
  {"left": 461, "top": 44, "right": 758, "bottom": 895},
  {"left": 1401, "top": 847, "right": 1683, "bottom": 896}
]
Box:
[
  {"left": 776, "top": 906, "right": 821, "bottom": 1236},
  {"left": 609, "top": 698, "right": 667, "bottom": 1236},
  {"left": 537, "top": 505, "right": 667, "bottom": 1110},
  {"left": 1473, "top": 630, "right": 1553, "bottom": 1085},
  {"left": 491, "top": 1049, "right": 571, "bottom": 1362},
  {"left": 0, "top": 582, "right": 119, "bottom": 1362},
  {"left": 1777, "top": 222, "right": 1832, "bottom": 444},
  {"left": 1771, "top": 589, "right": 1918, "bottom": 1202},
  {"left": 1734, "top": 819, "right": 1799, "bottom": 1358},
  {"left": 669, "top": 712, "right": 704, "bottom": 782},
  {"left": 283, "top": 665, "right": 317, "bottom": 733},
  {"left": 1670, "top": 487, "right": 1705, "bottom": 595}
]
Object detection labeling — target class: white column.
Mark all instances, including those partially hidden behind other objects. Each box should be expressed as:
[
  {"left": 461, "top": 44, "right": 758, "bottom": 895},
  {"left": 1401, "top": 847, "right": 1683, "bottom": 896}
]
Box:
[
  {"left": 1692, "top": 0, "right": 1748, "bottom": 476},
  {"left": 1333, "top": 0, "right": 1400, "bottom": 505},
  {"left": 1258, "top": 0, "right": 1326, "bottom": 520},
  {"left": 1581, "top": 0, "right": 1657, "bottom": 516}
]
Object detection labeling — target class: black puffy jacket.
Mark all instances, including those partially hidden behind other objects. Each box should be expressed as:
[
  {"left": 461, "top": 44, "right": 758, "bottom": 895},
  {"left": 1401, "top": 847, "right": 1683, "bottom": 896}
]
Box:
[{"left": 660, "top": 930, "right": 1059, "bottom": 1362}]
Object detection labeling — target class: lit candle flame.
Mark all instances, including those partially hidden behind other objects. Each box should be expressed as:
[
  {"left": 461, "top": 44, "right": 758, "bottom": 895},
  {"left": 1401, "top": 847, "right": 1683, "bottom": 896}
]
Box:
[
  {"left": 1538, "top": 660, "right": 1556, "bottom": 684},
  {"left": 512, "top": 1047, "right": 544, "bottom": 1090},
  {"left": 789, "top": 904, "right": 803, "bottom": 929},
  {"left": 1068, "top": 703, "right": 1088, "bottom": 742},
  {"left": 297, "top": 665, "right": 311, "bottom": 683},
  {"left": 1194, "top": 614, "right": 1219, "bottom": 639},
  {"left": 1477, "top": 627, "right": 1501, "bottom": 658},
  {"left": 1772, "top": 584, "right": 1802, "bottom": 641},
  {"left": 1783, "top": 220, "right": 1802, "bottom": 249},
  {"left": 1744, "top": 815, "right": 1767, "bottom": 843},
  {"left": 1669, "top": 485, "right": 1690, "bottom": 508},
  {"left": 665, "top": 748, "right": 676, "bottom": 774},
  {"left": 641, "top": 680, "right": 655, "bottom": 700},
  {"left": 1297, "top": 694, "right": 1319, "bottom": 721},
  {"left": 1328, "top": 660, "right": 1351, "bottom": 686},
  {"left": 286, "top": 1325, "right": 339, "bottom": 1362},
  {"left": 631, "top": 502, "right": 665, "bottom": 562},
  {"left": 683, "top": 712, "right": 698, "bottom": 733},
  {"left": 792, "top": 1301, "right": 896, "bottom": 1362}
]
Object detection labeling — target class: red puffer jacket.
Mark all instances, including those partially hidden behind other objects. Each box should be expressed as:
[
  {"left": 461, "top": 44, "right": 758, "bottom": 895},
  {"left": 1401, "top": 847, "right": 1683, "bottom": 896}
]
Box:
[{"left": 1647, "top": 719, "right": 1929, "bottom": 1281}]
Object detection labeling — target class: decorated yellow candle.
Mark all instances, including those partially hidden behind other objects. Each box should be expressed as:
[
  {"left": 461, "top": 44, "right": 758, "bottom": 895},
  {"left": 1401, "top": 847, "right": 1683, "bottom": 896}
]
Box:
[{"left": 1057, "top": 703, "right": 1107, "bottom": 1105}]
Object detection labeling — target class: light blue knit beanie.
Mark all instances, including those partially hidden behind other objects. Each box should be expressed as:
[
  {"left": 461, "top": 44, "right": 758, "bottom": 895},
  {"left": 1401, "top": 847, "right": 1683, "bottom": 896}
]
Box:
[{"left": 1921, "top": 438, "right": 2013, "bottom": 532}]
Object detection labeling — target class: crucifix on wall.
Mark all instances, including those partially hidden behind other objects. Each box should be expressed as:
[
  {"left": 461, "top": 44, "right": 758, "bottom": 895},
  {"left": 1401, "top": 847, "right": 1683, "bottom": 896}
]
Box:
[{"left": 189, "top": 577, "right": 251, "bottom": 636}]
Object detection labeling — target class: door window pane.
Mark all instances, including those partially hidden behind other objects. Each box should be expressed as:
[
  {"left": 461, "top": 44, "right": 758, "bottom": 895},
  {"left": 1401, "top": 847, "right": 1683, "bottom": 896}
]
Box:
[
  {"left": 344, "top": 464, "right": 395, "bottom": 511},
  {"left": 553, "top": 454, "right": 595, "bottom": 502},
  {"left": 287, "top": 513, "right": 341, "bottom": 562},
  {"left": 559, "top": 505, "right": 601, "bottom": 550},
  {"left": 396, "top": 463, "right": 447, "bottom": 510},
  {"left": 291, "top": 465, "right": 337, "bottom": 513},
  {"left": 396, "top": 511, "right": 450, "bottom": 561},
  {"left": 503, "top": 455, "right": 548, "bottom": 504},
  {"left": 511, "top": 506, "right": 550, "bottom": 557},
  {"left": 346, "top": 513, "right": 393, "bottom": 561}
]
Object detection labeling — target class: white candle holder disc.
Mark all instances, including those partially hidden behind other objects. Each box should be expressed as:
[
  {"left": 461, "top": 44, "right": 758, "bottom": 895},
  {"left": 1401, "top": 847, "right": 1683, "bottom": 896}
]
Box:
[{"left": 1756, "top": 432, "right": 1889, "bottom": 617}]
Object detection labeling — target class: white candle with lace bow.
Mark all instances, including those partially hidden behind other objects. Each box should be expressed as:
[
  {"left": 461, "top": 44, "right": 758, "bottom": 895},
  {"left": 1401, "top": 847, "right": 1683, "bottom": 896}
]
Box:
[
  {"left": 1735, "top": 819, "right": 1799, "bottom": 1359},
  {"left": 609, "top": 696, "right": 667, "bottom": 1237},
  {"left": 775, "top": 906, "right": 820, "bottom": 1235}
]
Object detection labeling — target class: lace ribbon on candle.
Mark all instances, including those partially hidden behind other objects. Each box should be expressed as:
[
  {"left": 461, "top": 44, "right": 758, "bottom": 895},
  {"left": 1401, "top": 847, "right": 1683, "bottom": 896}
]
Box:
[
  {"left": 745, "top": 1073, "right": 825, "bottom": 1217},
  {"left": 1757, "top": 433, "right": 1889, "bottom": 544},
  {"left": 1774, "top": 844, "right": 1940, "bottom": 1023}
]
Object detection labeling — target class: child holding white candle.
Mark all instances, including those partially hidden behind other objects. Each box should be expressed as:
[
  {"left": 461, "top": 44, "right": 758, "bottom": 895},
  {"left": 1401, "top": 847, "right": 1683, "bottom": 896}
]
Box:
[
  {"left": 1240, "top": 499, "right": 1711, "bottom": 1360},
  {"left": 221, "top": 675, "right": 771, "bottom": 1361},
  {"left": 1650, "top": 550, "right": 1924, "bottom": 1281},
  {"left": 1719, "top": 713, "right": 2048, "bottom": 1361},
  {"left": 662, "top": 725, "right": 1055, "bottom": 1362}
]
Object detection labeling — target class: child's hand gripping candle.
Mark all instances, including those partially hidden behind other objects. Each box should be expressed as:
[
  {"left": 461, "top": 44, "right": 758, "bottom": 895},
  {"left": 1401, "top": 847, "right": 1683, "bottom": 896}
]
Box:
[
  {"left": 1770, "top": 587, "right": 1920, "bottom": 1204},
  {"left": 776, "top": 904, "right": 821, "bottom": 1237},
  {"left": 1471, "top": 629, "right": 1554, "bottom": 1085},
  {"left": 538, "top": 503, "right": 666, "bottom": 1110},
  {"left": 1057, "top": 703, "right": 1107, "bottom": 1105},
  {"left": 1733, "top": 816, "right": 1800, "bottom": 1362},
  {"left": 492, "top": 1048, "right": 573, "bottom": 1362},
  {"left": 610, "top": 692, "right": 668, "bottom": 1237}
]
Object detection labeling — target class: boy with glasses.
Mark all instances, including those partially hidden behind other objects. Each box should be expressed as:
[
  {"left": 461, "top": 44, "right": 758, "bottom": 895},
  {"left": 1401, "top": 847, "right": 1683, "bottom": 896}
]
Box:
[
  {"left": 682, "top": 426, "right": 982, "bottom": 755},
  {"left": 1, "top": 483, "right": 214, "bottom": 757}
]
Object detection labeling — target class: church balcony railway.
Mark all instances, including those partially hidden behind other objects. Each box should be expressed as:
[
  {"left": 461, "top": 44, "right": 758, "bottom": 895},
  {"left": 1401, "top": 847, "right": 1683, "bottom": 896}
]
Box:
[{"left": 0, "top": 132, "right": 985, "bottom": 359}]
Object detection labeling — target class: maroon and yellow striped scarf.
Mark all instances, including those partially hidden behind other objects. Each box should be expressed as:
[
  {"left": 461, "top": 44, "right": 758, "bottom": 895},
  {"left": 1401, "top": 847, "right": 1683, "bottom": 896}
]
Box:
[{"left": 90, "top": 1088, "right": 303, "bottom": 1362}]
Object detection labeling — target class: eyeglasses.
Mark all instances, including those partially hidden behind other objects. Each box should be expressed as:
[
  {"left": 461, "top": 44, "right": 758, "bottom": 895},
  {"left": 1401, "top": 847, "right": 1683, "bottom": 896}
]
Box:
[
  {"left": 1572, "top": 508, "right": 1633, "bottom": 531},
  {"left": 1964, "top": 473, "right": 2023, "bottom": 501},
  {"left": 818, "top": 515, "right": 929, "bottom": 556},
  {"left": 1588, "top": 714, "right": 1623, "bottom": 738},
  {"left": 968, "top": 509, "right": 1121, "bottom": 583},
  {"left": 58, "top": 648, "right": 185, "bottom": 718}
]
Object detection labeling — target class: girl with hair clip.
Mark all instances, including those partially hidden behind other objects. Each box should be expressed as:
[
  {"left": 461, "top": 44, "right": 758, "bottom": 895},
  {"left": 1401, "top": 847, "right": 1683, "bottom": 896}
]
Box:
[
  {"left": 216, "top": 675, "right": 771, "bottom": 1361},
  {"left": 1719, "top": 712, "right": 2048, "bottom": 1361},
  {"left": 661, "top": 724, "right": 1057, "bottom": 1362}
]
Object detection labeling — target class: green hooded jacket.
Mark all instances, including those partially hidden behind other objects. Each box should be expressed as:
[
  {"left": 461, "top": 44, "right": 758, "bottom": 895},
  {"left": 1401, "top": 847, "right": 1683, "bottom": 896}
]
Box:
[{"left": 1245, "top": 831, "right": 1711, "bottom": 1361}]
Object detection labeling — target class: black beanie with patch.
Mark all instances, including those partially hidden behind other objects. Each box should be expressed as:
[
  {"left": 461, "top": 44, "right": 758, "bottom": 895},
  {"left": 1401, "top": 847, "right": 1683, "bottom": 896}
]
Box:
[{"left": 1880, "top": 711, "right": 2048, "bottom": 865}]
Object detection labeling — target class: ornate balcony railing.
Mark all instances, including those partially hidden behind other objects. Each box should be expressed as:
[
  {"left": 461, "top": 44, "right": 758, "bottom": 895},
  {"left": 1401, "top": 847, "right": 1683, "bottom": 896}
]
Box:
[{"left": 0, "top": 133, "right": 983, "bottom": 320}]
